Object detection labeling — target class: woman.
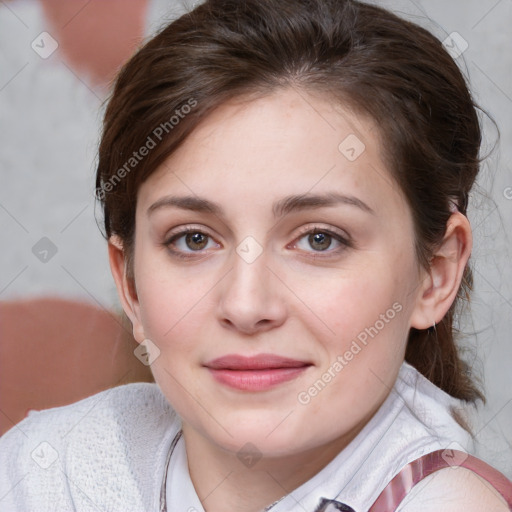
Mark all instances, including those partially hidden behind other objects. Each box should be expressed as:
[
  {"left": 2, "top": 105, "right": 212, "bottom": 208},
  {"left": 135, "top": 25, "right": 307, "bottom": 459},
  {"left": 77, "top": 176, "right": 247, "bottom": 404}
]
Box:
[{"left": 1, "top": 0, "right": 511, "bottom": 510}]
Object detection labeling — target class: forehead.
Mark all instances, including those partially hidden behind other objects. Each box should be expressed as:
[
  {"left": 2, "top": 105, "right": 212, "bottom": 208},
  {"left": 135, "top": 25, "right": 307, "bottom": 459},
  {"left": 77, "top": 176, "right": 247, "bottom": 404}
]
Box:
[{"left": 137, "top": 87, "right": 406, "bottom": 219}]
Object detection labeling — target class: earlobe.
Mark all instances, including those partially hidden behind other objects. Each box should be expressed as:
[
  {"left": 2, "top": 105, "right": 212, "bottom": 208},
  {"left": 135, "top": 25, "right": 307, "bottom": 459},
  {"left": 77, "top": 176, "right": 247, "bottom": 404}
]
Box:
[
  {"left": 410, "top": 212, "right": 472, "bottom": 330},
  {"left": 108, "top": 236, "right": 146, "bottom": 342}
]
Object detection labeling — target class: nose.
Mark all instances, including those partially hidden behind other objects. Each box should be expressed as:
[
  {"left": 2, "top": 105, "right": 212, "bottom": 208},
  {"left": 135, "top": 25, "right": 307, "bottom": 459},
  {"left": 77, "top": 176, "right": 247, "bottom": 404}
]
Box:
[{"left": 216, "top": 250, "right": 287, "bottom": 335}]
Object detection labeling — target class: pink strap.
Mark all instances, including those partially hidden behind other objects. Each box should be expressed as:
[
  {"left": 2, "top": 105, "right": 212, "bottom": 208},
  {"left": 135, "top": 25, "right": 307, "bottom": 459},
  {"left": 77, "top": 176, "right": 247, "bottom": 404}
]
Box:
[{"left": 368, "top": 449, "right": 512, "bottom": 512}]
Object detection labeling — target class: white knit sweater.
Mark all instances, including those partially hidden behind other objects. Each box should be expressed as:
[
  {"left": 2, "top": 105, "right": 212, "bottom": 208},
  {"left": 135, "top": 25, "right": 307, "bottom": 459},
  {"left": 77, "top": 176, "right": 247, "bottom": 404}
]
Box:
[{"left": 0, "top": 361, "right": 475, "bottom": 512}]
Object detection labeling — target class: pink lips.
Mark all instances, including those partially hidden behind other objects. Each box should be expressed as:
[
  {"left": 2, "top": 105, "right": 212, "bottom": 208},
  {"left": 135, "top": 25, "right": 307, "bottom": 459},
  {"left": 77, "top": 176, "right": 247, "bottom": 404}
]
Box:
[{"left": 204, "top": 354, "right": 312, "bottom": 391}]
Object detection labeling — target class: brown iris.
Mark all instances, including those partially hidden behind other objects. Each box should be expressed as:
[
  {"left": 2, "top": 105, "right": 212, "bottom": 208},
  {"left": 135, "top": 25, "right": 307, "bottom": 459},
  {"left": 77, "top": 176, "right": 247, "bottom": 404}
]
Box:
[
  {"left": 308, "top": 232, "right": 331, "bottom": 251},
  {"left": 186, "top": 232, "right": 208, "bottom": 250}
]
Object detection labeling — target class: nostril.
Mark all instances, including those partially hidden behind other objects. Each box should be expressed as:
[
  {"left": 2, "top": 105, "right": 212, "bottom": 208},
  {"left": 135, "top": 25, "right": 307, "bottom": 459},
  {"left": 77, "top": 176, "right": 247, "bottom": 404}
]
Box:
[
  {"left": 221, "top": 318, "right": 234, "bottom": 328},
  {"left": 219, "top": 317, "right": 274, "bottom": 336}
]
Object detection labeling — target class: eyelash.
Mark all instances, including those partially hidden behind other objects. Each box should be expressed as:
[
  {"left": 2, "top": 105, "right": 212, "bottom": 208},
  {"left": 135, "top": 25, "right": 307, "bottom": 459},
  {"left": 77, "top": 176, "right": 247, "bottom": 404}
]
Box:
[
  {"left": 163, "top": 224, "right": 352, "bottom": 261},
  {"left": 291, "top": 225, "right": 352, "bottom": 258},
  {"left": 163, "top": 225, "right": 218, "bottom": 261}
]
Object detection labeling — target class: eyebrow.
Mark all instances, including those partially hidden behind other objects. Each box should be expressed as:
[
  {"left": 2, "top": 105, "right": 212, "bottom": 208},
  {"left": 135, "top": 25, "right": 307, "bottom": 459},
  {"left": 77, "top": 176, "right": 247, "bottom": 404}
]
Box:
[{"left": 147, "top": 192, "right": 375, "bottom": 218}]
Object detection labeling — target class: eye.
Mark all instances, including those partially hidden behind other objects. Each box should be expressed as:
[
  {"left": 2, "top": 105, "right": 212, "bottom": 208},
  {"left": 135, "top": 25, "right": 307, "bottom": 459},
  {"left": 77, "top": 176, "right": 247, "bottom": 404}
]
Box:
[
  {"left": 292, "top": 227, "right": 351, "bottom": 255},
  {"left": 164, "top": 227, "right": 220, "bottom": 258}
]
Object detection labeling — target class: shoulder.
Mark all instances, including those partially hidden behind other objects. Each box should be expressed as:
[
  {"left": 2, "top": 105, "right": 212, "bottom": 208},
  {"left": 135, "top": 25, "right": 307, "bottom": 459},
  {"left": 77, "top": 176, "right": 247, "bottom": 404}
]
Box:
[
  {"left": 0, "top": 381, "right": 179, "bottom": 457},
  {"left": 0, "top": 382, "right": 179, "bottom": 511},
  {"left": 394, "top": 363, "right": 475, "bottom": 448},
  {"left": 1, "top": 381, "right": 176, "bottom": 444},
  {"left": 398, "top": 466, "right": 510, "bottom": 512}
]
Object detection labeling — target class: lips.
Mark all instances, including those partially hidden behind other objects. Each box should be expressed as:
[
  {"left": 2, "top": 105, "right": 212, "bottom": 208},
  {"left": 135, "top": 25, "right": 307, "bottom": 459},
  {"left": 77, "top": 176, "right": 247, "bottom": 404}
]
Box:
[
  {"left": 204, "top": 354, "right": 312, "bottom": 391},
  {"left": 205, "top": 354, "right": 311, "bottom": 371}
]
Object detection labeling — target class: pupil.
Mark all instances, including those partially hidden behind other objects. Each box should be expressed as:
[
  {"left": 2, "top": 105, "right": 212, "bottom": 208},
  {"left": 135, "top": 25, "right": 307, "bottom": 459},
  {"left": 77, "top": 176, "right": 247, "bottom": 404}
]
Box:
[
  {"left": 186, "top": 232, "right": 208, "bottom": 250},
  {"left": 309, "top": 232, "right": 331, "bottom": 251}
]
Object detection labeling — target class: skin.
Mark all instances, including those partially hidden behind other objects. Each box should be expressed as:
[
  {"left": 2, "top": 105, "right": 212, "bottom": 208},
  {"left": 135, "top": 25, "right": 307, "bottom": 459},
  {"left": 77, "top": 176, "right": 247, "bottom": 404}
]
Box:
[
  {"left": 399, "top": 466, "right": 510, "bottom": 511},
  {"left": 110, "top": 87, "right": 475, "bottom": 512}
]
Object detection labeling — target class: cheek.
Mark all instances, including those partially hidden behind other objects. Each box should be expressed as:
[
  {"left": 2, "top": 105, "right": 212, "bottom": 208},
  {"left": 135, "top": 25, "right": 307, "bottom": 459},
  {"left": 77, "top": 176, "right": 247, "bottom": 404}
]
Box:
[
  {"left": 302, "top": 269, "right": 409, "bottom": 344},
  {"left": 133, "top": 240, "right": 214, "bottom": 343},
  {"left": 134, "top": 267, "right": 209, "bottom": 405},
  {"left": 136, "top": 276, "right": 175, "bottom": 341},
  {"left": 298, "top": 273, "right": 412, "bottom": 422},
  {"left": 137, "top": 274, "right": 204, "bottom": 347}
]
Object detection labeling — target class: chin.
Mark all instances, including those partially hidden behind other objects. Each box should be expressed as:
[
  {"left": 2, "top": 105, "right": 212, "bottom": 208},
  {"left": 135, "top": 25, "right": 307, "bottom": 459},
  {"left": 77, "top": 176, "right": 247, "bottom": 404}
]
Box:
[{"left": 202, "top": 420, "right": 316, "bottom": 458}]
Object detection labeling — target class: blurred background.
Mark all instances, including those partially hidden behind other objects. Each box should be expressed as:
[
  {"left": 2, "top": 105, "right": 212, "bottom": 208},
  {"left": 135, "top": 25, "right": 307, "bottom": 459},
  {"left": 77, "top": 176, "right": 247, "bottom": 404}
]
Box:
[{"left": 0, "top": 0, "right": 511, "bottom": 476}]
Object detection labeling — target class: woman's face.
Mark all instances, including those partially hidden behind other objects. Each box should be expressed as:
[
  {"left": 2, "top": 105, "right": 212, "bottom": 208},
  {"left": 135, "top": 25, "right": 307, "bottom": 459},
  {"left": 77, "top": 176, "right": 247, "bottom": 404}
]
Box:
[{"left": 123, "top": 88, "right": 427, "bottom": 457}]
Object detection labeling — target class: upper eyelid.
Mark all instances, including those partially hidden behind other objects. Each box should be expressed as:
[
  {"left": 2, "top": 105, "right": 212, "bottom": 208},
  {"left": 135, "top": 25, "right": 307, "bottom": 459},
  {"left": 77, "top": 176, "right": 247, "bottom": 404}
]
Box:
[
  {"left": 294, "top": 224, "right": 349, "bottom": 237},
  {"left": 165, "top": 224, "right": 217, "bottom": 240},
  {"left": 165, "top": 223, "right": 349, "bottom": 240}
]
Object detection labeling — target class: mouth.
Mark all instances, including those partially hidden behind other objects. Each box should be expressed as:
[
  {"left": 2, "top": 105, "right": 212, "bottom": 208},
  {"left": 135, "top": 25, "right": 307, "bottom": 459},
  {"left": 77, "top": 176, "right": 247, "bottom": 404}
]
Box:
[{"left": 204, "top": 354, "right": 312, "bottom": 391}]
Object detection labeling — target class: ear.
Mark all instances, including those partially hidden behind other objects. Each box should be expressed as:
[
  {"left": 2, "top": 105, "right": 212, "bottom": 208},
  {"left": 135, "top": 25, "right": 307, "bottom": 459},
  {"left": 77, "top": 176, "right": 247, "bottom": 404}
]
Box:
[
  {"left": 108, "top": 236, "right": 146, "bottom": 343},
  {"left": 410, "top": 212, "right": 472, "bottom": 330}
]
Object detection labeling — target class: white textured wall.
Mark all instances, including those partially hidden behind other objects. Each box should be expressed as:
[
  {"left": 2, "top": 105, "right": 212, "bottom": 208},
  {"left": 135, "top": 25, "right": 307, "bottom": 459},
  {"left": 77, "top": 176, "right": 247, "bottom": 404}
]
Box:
[{"left": 1, "top": 0, "right": 511, "bottom": 475}]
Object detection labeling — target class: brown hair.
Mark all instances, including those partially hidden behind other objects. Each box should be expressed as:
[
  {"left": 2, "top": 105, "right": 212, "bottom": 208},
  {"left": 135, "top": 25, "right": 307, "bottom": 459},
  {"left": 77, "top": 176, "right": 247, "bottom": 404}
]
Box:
[{"left": 96, "top": 0, "right": 486, "bottom": 403}]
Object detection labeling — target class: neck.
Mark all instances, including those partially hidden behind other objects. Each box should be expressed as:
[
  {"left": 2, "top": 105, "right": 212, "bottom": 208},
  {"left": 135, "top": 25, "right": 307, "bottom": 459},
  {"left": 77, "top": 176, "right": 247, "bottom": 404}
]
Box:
[{"left": 182, "top": 420, "right": 366, "bottom": 512}]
